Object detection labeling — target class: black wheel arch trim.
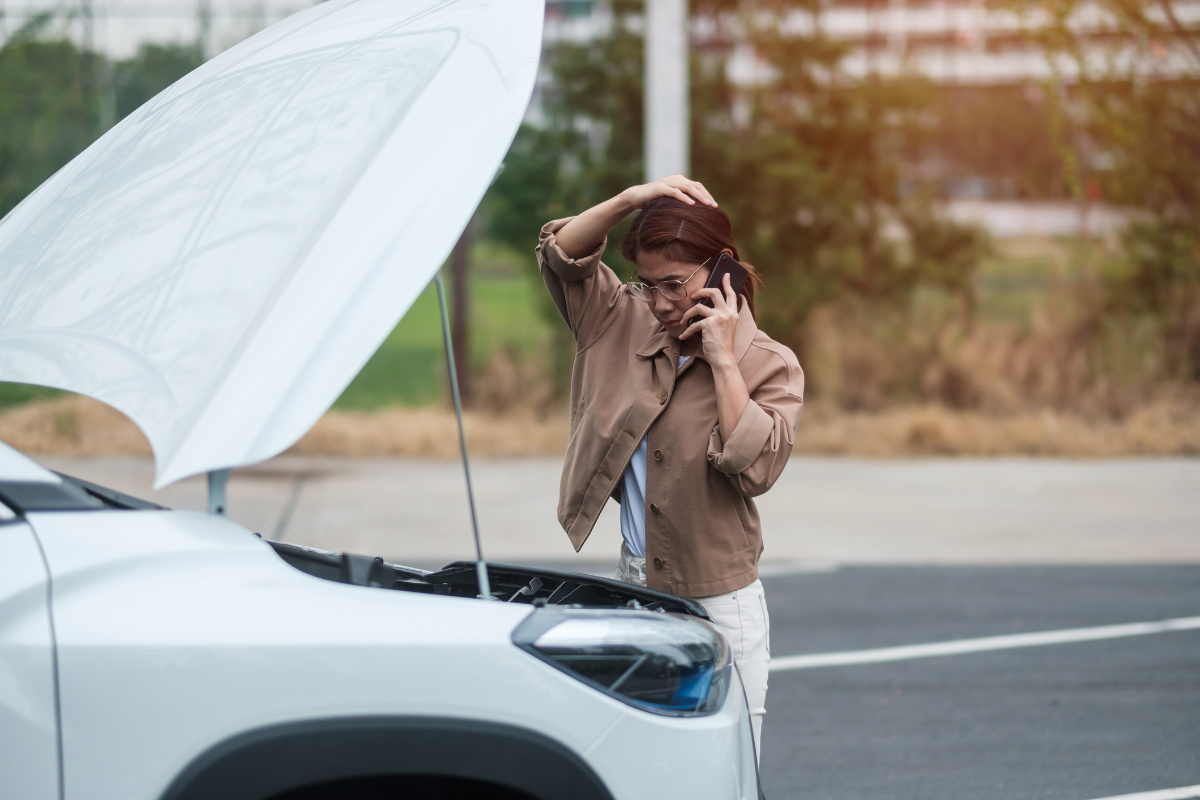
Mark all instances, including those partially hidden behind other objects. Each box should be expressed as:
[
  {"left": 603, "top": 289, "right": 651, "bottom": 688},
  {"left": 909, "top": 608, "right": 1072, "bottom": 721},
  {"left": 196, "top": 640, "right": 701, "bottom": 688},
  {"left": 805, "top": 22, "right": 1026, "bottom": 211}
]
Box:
[{"left": 158, "top": 715, "right": 615, "bottom": 800}]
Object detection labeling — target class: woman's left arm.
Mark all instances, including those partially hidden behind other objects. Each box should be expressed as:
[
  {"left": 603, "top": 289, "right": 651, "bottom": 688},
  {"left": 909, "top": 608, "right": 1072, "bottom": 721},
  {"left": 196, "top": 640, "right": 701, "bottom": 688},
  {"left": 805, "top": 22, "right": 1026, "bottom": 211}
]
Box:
[
  {"left": 680, "top": 276, "right": 805, "bottom": 497},
  {"left": 711, "top": 359, "right": 752, "bottom": 443},
  {"left": 704, "top": 360, "right": 804, "bottom": 497}
]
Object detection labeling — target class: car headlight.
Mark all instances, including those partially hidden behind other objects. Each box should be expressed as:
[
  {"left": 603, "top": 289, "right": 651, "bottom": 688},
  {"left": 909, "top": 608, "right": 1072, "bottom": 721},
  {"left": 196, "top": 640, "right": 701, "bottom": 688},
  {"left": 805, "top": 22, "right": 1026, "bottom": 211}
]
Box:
[{"left": 513, "top": 608, "right": 732, "bottom": 716}]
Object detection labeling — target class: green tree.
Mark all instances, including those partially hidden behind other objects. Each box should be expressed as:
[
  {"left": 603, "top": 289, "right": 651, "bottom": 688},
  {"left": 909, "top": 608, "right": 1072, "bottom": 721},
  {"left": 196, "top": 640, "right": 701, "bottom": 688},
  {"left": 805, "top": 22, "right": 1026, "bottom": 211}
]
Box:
[
  {"left": 113, "top": 43, "right": 204, "bottom": 121},
  {"left": 0, "top": 19, "right": 202, "bottom": 221},
  {"left": 698, "top": 2, "right": 986, "bottom": 346},
  {"left": 0, "top": 16, "right": 91, "bottom": 218},
  {"left": 931, "top": 85, "right": 1068, "bottom": 200},
  {"left": 483, "top": 0, "right": 644, "bottom": 275},
  {"left": 1027, "top": 0, "right": 1200, "bottom": 380},
  {"left": 482, "top": 0, "right": 988, "bottom": 397}
]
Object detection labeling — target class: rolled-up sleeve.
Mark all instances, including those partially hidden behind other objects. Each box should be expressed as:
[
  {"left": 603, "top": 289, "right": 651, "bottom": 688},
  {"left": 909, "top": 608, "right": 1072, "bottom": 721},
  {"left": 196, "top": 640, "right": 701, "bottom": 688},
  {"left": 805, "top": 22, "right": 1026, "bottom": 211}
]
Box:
[
  {"left": 706, "top": 350, "right": 804, "bottom": 497},
  {"left": 536, "top": 217, "right": 625, "bottom": 346}
]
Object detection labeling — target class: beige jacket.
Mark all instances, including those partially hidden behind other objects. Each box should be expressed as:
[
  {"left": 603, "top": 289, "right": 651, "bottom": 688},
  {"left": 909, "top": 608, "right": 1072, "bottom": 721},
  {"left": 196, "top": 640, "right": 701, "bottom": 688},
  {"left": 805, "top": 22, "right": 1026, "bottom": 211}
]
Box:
[{"left": 537, "top": 218, "right": 805, "bottom": 597}]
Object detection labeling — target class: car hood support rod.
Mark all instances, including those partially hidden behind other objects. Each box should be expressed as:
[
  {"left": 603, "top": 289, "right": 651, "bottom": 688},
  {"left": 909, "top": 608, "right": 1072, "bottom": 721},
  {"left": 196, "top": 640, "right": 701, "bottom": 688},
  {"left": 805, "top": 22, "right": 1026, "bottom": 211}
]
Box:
[{"left": 435, "top": 271, "right": 493, "bottom": 601}]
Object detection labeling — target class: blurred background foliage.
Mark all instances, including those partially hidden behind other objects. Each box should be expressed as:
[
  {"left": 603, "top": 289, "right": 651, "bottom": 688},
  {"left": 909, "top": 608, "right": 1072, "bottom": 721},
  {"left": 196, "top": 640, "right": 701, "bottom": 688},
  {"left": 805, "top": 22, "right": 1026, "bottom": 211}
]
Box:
[
  {"left": 1, "top": 0, "right": 1197, "bottom": 425},
  {"left": 480, "top": 0, "right": 1199, "bottom": 418},
  {"left": 0, "top": 14, "right": 203, "bottom": 218}
]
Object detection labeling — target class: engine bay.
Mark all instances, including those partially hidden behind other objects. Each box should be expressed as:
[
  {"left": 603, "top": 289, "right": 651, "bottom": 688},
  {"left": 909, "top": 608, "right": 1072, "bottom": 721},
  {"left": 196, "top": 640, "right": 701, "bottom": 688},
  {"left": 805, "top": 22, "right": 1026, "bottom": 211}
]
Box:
[{"left": 268, "top": 539, "right": 709, "bottom": 619}]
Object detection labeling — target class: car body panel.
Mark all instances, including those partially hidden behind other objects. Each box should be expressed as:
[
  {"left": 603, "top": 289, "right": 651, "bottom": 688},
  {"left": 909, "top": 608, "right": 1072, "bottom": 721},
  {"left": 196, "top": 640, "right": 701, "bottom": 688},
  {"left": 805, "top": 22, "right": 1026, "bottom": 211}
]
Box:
[
  {"left": 583, "top": 685, "right": 761, "bottom": 800},
  {"left": 27, "top": 509, "right": 633, "bottom": 800},
  {"left": 0, "top": 0, "right": 543, "bottom": 488},
  {"left": 0, "top": 520, "right": 60, "bottom": 798}
]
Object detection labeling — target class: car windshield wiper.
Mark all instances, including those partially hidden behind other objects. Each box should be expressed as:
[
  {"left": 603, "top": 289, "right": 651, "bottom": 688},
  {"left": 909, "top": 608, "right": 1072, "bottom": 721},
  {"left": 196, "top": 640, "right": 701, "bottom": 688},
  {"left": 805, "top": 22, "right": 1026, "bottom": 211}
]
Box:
[{"left": 53, "top": 471, "right": 166, "bottom": 511}]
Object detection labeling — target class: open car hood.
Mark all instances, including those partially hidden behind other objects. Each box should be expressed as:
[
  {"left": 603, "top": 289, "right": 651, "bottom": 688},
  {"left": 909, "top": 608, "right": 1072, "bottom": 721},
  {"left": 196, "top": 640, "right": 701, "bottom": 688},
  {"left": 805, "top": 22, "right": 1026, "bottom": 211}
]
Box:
[{"left": 0, "top": 0, "right": 543, "bottom": 487}]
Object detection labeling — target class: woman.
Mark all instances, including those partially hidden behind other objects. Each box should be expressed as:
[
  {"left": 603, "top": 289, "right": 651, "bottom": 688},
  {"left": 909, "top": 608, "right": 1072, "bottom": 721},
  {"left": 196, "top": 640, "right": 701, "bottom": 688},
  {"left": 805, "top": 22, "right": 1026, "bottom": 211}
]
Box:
[{"left": 535, "top": 175, "right": 804, "bottom": 755}]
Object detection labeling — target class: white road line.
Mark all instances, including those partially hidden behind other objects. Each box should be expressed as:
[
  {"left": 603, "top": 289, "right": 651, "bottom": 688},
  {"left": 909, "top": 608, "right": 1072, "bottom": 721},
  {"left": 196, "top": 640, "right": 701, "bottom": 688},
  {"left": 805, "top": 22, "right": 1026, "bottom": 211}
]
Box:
[
  {"left": 770, "top": 615, "right": 1200, "bottom": 672},
  {"left": 1083, "top": 785, "right": 1200, "bottom": 800},
  {"left": 757, "top": 561, "right": 840, "bottom": 576}
]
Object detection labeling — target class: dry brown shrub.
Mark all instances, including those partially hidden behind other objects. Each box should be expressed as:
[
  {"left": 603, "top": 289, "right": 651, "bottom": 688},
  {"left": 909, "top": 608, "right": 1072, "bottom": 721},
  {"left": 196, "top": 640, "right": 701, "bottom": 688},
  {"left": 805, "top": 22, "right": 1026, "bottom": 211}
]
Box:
[
  {"left": 0, "top": 395, "right": 151, "bottom": 455},
  {"left": 800, "top": 280, "right": 1181, "bottom": 421},
  {"left": 470, "top": 347, "right": 555, "bottom": 415},
  {"left": 0, "top": 396, "right": 569, "bottom": 460},
  {"left": 803, "top": 305, "right": 896, "bottom": 411},
  {"left": 5, "top": 394, "right": 1196, "bottom": 460},
  {"left": 795, "top": 398, "right": 1200, "bottom": 457},
  {"left": 291, "top": 405, "right": 569, "bottom": 458}
]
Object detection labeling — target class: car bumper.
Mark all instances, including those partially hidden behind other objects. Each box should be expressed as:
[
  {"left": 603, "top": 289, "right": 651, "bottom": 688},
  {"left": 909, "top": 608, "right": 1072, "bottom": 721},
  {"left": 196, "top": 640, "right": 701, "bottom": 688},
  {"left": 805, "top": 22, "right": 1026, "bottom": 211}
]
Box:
[{"left": 581, "top": 677, "right": 761, "bottom": 800}]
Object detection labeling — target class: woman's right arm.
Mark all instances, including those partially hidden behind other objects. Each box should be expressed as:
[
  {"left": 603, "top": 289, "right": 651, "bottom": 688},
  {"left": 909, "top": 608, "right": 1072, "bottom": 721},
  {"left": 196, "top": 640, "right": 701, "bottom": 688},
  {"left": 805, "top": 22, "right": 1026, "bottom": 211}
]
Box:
[
  {"left": 538, "top": 176, "right": 718, "bottom": 345},
  {"left": 554, "top": 176, "right": 718, "bottom": 259}
]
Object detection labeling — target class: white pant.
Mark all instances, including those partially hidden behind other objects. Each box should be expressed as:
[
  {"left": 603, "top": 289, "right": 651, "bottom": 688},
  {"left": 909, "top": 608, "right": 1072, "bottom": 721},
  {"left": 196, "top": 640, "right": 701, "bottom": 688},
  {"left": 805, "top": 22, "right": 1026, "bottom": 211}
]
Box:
[{"left": 615, "top": 544, "right": 770, "bottom": 761}]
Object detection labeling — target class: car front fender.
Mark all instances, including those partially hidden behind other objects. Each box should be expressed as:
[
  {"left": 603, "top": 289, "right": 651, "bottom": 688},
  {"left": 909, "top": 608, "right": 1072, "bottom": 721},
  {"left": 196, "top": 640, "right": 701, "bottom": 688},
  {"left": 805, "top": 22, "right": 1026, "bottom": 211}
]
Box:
[{"left": 159, "top": 715, "right": 614, "bottom": 800}]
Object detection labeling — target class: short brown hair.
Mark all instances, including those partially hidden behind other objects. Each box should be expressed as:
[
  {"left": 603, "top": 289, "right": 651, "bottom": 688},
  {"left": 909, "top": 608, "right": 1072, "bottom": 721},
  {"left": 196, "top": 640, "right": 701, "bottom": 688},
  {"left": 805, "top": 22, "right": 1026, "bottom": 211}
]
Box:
[{"left": 619, "top": 197, "right": 761, "bottom": 316}]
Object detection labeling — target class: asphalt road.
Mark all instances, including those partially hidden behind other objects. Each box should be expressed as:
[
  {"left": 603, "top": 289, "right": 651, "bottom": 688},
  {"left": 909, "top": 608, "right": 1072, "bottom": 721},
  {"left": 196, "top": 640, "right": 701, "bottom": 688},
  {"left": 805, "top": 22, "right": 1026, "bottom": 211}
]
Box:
[{"left": 758, "top": 565, "right": 1200, "bottom": 800}]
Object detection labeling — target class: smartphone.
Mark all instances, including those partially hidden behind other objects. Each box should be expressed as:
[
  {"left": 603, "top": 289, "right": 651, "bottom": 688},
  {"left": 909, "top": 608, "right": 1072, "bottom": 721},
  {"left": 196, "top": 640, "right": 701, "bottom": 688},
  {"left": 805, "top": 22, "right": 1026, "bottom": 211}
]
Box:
[{"left": 687, "top": 253, "right": 749, "bottom": 326}]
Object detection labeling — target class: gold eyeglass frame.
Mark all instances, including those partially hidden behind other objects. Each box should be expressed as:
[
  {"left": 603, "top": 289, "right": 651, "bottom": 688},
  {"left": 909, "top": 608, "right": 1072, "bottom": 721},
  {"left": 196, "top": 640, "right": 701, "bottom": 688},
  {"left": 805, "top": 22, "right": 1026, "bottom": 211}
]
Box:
[{"left": 626, "top": 257, "right": 711, "bottom": 303}]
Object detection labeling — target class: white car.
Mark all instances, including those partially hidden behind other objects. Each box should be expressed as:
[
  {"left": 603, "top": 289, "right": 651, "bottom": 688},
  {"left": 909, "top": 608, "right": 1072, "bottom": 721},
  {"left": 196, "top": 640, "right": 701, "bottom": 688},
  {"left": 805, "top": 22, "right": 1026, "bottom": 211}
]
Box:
[{"left": 0, "top": 2, "right": 761, "bottom": 799}]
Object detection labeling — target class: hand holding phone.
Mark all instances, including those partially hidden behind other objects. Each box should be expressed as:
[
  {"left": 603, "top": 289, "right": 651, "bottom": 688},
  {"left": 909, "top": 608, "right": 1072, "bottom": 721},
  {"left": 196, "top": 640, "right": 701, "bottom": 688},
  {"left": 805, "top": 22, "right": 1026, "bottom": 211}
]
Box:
[{"left": 687, "top": 253, "right": 749, "bottom": 326}]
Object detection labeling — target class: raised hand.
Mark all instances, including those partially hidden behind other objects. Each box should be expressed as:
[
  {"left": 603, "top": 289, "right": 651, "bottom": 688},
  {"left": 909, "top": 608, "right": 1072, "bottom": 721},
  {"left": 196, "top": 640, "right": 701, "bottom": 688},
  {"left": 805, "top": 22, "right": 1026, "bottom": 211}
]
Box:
[
  {"left": 555, "top": 175, "right": 717, "bottom": 258},
  {"left": 621, "top": 175, "right": 718, "bottom": 209}
]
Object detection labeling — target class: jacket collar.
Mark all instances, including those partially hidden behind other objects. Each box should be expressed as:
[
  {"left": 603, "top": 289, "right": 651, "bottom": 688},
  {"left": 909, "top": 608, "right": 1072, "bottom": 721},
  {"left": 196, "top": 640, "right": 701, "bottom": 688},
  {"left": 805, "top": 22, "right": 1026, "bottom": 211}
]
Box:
[{"left": 635, "top": 296, "right": 757, "bottom": 362}]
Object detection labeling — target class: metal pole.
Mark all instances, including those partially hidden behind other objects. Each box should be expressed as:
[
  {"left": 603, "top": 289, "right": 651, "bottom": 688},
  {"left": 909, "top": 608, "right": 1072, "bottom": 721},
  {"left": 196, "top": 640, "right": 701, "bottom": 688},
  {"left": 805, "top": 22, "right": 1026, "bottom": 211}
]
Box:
[
  {"left": 644, "top": 0, "right": 689, "bottom": 182},
  {"left": 435, "top": 272, "right": 492, "bottom": 601},
  {"left": 197, "top": 0, "right": 212, "bottom": 59},
  {"left": 80, "top": 0, "right": 94, "bottom": 140}
]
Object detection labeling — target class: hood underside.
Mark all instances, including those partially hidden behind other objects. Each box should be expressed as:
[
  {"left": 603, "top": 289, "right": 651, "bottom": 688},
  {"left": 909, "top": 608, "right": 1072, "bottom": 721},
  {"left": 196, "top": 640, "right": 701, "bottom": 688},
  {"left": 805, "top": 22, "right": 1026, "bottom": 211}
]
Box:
[{"left": 0, "top": 0, "right": 543, "bottom": 487}]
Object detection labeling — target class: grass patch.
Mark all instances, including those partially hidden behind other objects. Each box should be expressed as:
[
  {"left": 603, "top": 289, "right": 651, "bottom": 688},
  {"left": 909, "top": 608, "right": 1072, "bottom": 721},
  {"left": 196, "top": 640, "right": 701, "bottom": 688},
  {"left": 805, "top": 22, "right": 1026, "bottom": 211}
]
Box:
[
  {"left": 0, "top": 382, "right": 61, "bottom": 410},
  {"left": 334, "top": 274, "right": 553, "bottom": 410}
]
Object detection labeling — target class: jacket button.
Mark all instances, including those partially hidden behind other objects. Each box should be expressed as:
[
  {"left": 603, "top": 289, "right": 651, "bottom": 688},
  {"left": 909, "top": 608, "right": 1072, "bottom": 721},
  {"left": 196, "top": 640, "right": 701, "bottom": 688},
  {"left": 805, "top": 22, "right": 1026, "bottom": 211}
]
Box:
[
  {"left": 649, "top": 503, "right": 660, "bottom": 515},
  {"left": 653, "top": 449, "right": 663, "bottom": 461},
  {"left": 659, "top": 394, "right": 667, "bottom": 405},
  {"left": 653, "top": 557, "right": 663, "bottom": 569}
]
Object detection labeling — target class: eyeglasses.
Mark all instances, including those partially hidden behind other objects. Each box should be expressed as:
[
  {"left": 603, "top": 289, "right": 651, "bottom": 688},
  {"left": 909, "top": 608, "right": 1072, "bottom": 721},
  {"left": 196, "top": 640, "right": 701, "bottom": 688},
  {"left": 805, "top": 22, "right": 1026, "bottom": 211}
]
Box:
[{"left": 626, "top": 258, "right": 711, "bottom": 303}]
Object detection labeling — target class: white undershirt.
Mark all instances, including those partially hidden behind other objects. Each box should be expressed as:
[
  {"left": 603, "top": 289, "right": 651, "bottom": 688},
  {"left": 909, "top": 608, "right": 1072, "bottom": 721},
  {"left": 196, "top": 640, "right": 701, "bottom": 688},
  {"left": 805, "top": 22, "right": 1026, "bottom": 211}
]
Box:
[{"left": 619, "top": 356, "right": 689, "bottom": 559}]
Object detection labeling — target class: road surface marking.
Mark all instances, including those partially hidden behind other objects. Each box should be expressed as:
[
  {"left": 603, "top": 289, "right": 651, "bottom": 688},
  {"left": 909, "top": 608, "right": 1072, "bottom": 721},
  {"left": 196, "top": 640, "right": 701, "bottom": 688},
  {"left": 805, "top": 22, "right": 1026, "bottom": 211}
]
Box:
[
  {"left": 1083, "top": 785, "right": 1200, "bottom": 800},
  {"left": 757, "top": 561, "right": 840, "bottom": 576},
  {"left": 770, "top": 615, "right": 1200, "bottom": 672}
]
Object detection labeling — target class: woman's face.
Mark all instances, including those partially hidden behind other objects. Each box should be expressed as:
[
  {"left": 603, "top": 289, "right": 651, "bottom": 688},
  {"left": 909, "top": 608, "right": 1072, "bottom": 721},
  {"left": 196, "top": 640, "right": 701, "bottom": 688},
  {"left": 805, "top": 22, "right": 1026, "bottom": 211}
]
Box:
[{"left": 634, "top": 250, "right": 712, "bottom": 339}]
